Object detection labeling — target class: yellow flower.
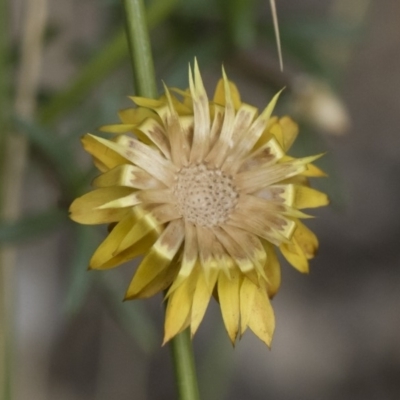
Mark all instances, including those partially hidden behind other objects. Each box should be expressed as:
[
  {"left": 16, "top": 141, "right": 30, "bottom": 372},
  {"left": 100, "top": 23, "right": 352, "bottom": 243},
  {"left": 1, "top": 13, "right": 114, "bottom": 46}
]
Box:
[{"left": 69, "top": 61, "right": 328, "bottom": 346}]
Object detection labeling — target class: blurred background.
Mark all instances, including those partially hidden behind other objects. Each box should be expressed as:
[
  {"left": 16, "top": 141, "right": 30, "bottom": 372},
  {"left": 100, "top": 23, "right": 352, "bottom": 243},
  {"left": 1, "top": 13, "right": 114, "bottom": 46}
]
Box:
[{"left": 1, "top": 0, "right": 400, "bottom": 399}]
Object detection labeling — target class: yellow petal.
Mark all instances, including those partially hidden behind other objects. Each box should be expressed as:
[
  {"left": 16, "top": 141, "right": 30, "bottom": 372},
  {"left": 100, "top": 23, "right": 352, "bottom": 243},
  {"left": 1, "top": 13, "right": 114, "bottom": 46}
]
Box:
[
  {"left": 130, "top": 96, "right": 166, "bottom": 109},
  {"left": 97, "top": 235, "right": 155, "bottom": 270},
  {"left": 244, "top": 279, "right": 275, "bottom": 347},
  {"left": 253, "top": 116, "right": 278, "bottom": 150},
  {"left": 125, "top": 219, "right": 185, "bottom": 299},
  {"left": 97, "top": 187, "right": 174, "bottom": 210},
  {"left": 254, "top": 116, "right": 298, "bottom": 152},
  {"left": 279, "top": 116, "right": 299, "bottom": 151},
  {"left": 210, "top": 240, "right": 233, "bottom": 279},
  {"left": 208, "top": 105, "right": 223, "bottom": 148},
  {"left": 134, "top": 118, "right": 171, "bottom": 159},
  {"left": 138, "top": 189, "right": 175, "bottom": 205},
  {"left": 89, "top": 212, "right": 151, "bottom": 270},
  {"left": 220, "top": 224, "right": 266, "bottom": 275},
  {"left": 238, "top": 137, "right": 285, "bottom": 173},
  {"left": 302, "top": 163, "right": 327, "bottom": 177},
  {"left": 154, "top": 94, "right": 192, "bottom": 124},
  {"left": 168, "top": 222, "right": 198, "bottom": 294},
  {"left": 293, "top": 219, "right": 319, "bottom": 259},
  {"left": 115, "top": 206, "right": 164, "bottom": 254},
  {"left": 163, "top": 274, "right": 196, "bottom": 344},
  {"left": 94, "top": 133, "right": 174, "bottom": 181},
  {"left": 92, "top": 157, "right": 109, "bottom": 173},
  {"left": 89, "top": 214, "right": 132, "bottom": 268},
  {"left": 92, "top": 164, "right": 164, "bottom": 190},
  {"left": 81, "top": 134, "right": 127, "bottom": 171},
  {"left": 213, "top": 227, "right": 253, "bottom": 273},
  {"left": 262, "top": 122, "right": 285, "bottom": 153},
  {"left": 96, "top": 192, "right": 140, "bottom": 210},
  {"left": 163, "top": 85, "right": 191, "bottom": 166},
  {"left": 227, "top": 210, "right": 288, "bottom": 247},
  {"left": 189, "top": 60, "right": 211, "bottom": 163},
  {"left": 257, "top": 184, "right": 295, "bottom": 206},
  {"left": 280, "top": 237, "right": 309, "bottom": 273},
  {"left": 118, "top": 106, "right": 159, "bottom": 125},
  {"left": 99, "top": 124, "right": 136, "bottom": 134},
  {"left": 213, "top": 78, "right": 241, "bottom": 109},
  {"left": 108, "top": 134, "right": 177, "bottom": 184},
  {"left": 205, "top": 68, "right": 236, "bottom": 168},
  {"left": 69, "top": 187, "right": 134, "bottom": 224},
  {"left": 190, "top": 266, "right": 218, "bottom": 337},
  {"left": 262, "top": 242, "right": 281, "bottom": 298},
  {"left": 293, "top": 185, "right": 329, "bottom": 209},
  {"left": 232, "top": 195, "right": 297, "bottom": 240},
  {"left": 218, "top": 268, "right": 241, "bottom": 345},
  {"left": 128, "top": 260, "right": 180, "bottom": 299},
  {"left": 239, "top": 277, "right": 256, "bottom": 335},
  {"left": 226, "top": 90, "right": 283, "bottom": 173},
  {"left": 235, "top": 159, "right": 307, "bottom": 193},
  {"left": 197, "top": 225, "right": 216, "bottom": 271},
  {"left": 268, "top": 121, "right": 284, "bottom": 149},
  {"left": 220, "top": 104, "right": 260, "bottom": 175},
  {"left": 233, "top": 103, "right": 259, "bottom": 141}
]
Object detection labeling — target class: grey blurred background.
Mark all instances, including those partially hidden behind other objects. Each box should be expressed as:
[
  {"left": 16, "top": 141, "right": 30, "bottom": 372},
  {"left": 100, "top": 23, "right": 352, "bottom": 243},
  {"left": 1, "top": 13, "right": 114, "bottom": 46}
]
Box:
[{"left": 4, "top": 0, "right": 400, "bottom": 399}]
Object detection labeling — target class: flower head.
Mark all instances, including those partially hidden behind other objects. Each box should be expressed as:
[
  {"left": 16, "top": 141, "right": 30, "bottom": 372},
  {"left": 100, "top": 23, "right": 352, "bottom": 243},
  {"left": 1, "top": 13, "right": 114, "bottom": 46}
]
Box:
[{"left": 70, "top": 61, "right": 328, "bottom": 346}]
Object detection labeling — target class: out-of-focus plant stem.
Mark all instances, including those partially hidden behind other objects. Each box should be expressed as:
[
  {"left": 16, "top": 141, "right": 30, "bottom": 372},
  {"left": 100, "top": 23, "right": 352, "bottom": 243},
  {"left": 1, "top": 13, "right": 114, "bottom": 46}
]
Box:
[
  {"left": 0, "top": 1, "right": 48, "bottom": 399},
  {"left": 122, "top": 0, "right": 200, "bottom": 399},
  {"left": 0, "top": 0, "right": 10, "bottom": 398},
  {"left": 0, "top": 0, "right": 7, "bottom": 154},
  {"left": 39, "top": 0, "right": 178, "bottom": 125}
]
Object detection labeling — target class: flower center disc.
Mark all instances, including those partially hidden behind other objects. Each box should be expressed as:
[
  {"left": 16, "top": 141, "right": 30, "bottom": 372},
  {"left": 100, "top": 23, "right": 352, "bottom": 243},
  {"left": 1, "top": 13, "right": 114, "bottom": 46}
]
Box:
[{"left": 173, "top": 163, "right": 238, "bottom": 228}]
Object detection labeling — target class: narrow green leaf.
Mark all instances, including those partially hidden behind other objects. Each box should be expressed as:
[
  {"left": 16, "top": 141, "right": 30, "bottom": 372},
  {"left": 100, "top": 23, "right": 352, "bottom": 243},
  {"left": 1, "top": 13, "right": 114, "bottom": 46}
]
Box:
[
  {"left": 13, "top": 116, "right": 83, "bottom": 195},
  {"left": 64, "top": 225, "right": 98, "bottom": 316},
  {"left": 0, "top": 209, "right": 66, "bottom": 243},
  {"left": 0, "top": 0, "right": 10, "bottom": 210}
]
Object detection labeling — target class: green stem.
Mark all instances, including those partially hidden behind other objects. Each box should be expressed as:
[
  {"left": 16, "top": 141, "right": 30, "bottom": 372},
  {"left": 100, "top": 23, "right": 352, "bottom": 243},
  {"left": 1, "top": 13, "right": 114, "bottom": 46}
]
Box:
[
  {"left": 121, "top": 1, "right": 200, "bottom": 399},
  {"left": 0, "top": 0, "right": 11, "bottom": 398},
  {"left": 122, "top": 0, "right": 157, "bottom": 98},
  {"left": 0, "top": 0, "right": 8, "bottom": 202},
  {"left": 170, "top": 329, "right": 201, "bottom": 400}
]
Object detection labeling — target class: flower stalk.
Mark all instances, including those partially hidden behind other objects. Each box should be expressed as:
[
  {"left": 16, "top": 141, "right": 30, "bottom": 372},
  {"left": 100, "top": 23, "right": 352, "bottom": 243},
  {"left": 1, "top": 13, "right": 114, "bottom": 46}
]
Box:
[
  {"left": 170, "top": 329, "right": 200, "bottom": 400},
  {"left": 121, "top": 1, "right": 201, "bottom": 399},
  {"left": 122, "top": 0, "right": 157, "bottom": 98}
]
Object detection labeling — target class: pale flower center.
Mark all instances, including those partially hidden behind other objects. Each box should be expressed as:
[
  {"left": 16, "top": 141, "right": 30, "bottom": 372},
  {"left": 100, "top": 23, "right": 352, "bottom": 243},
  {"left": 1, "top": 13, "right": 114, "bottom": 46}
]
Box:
[{"left": 173, "top": 163, "right": 238, "bottom": 228}]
